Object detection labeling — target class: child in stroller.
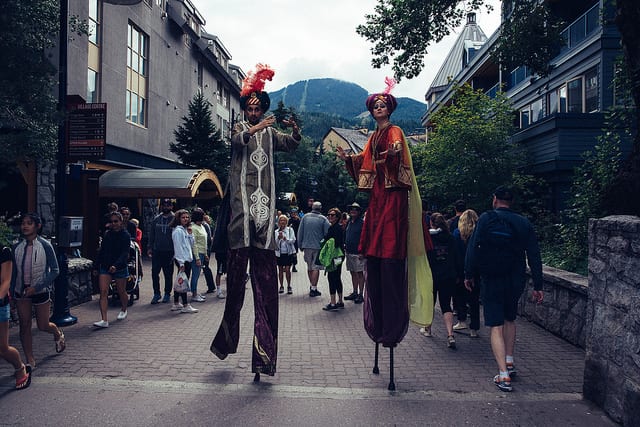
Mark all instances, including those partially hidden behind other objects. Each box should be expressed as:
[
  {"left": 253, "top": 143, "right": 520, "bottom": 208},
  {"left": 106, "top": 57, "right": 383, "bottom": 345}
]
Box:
[{"left": 109, "top": 240, "right": 141, "bottom": 306}]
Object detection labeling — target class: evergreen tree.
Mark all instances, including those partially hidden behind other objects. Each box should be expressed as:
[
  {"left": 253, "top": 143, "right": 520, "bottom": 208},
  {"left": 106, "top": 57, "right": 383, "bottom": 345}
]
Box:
[{"left": 171, "top": 91, "right": 229, "bottom": 185}]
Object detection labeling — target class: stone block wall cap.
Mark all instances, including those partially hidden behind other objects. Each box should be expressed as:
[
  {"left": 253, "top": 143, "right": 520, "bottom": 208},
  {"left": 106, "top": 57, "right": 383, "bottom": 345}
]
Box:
[{"left": 600, "top": 215, "right": 640, "bottom": 222}]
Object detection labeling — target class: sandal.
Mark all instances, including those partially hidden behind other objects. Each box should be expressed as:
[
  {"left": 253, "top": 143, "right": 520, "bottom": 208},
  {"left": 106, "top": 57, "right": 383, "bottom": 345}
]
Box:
[
  {"left": 15, "top": 364, "right": 32, "bottom": 390},
  {"left": 55, "top": 329, "right": 66, "bottom": 353}
]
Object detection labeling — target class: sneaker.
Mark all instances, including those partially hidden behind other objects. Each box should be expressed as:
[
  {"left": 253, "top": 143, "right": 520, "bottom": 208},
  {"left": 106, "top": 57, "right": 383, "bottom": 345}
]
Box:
[
  {"left": 506, "top": 363, "right": 517, "bottom": 378},
  {"left": 354, "top": 294, "right": 364, "bottom": 304},
  {"left": 150, "top": 294, "right": 161, "bottom": 304},
  {"left": 453, "top": 321, "right": 468, "bottom": 331},
  {"left": 419, "top": 326, "right": 432, "bottom": 337},
  {"left": 447, "top": 335, "right": 457, "bottom": 349},
  {"left": 162, "top": 294, "right": 171, "bottom": 303},
  {"left": 322, "top": 303, "right": 338, "bottom": 311},
  {"left": 192, "top": 294, "right": 206, "bottom": 303},
  {"left": 117, "top": 310, "right": 128, "bottom": 320},
  {"left": 217, "top": 291, "right": 226, "bottom": 299},
  {"left": 279, "top": 286, "right": 285, "bottom": 294},
  {"left": 470, "top": 329, "right": 479, "bottom": 338},
  {"left": 494, "top": 374, "right": 512, "bottom": 392},
  {"left": 336, "top": 302, "right": 345, "bottom": 309},
  {"left": 292, "top": 266, "right": 298, "bottom": 272},
  {"left": 206, "top": 288, "right": 216, "bottom": 294},
  {"left": 287, "top": 286, "right": 293, "bottom": 295},
  {"left": 93, "top": 320, "right": 109, "bottom": 328},
  {"left": 181, "top": 304, "right": 199, "bottom": 314},
  {"left": 309, "top": 289, "right": 322, "bottom": 297},
  {"left": 170, "top": 303, "right": 183, "bottom": 311},
  {"left": 344, "top": 292, "right": 357, "bottom": 301}
]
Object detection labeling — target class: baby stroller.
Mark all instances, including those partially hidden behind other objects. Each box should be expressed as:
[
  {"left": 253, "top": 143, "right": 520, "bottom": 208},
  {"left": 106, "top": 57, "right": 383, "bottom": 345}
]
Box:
[{"left": 109, "top": 240, "right": 141, "bottom": 306}]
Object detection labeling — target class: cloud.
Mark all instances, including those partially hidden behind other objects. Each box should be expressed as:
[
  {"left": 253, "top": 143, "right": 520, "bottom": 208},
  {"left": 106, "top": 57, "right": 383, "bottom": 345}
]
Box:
[{"left": 191, "top": 0, "right": 501, "bottom": 102}]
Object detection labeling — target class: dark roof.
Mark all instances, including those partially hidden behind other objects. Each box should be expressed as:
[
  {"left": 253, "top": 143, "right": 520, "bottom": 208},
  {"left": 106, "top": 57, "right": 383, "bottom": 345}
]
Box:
[
  {"left": 330, "top": 127, "right": 370, "bottom": 153},
  {"left": 99, "top": 169, "right": 223, "bottom": 199}
]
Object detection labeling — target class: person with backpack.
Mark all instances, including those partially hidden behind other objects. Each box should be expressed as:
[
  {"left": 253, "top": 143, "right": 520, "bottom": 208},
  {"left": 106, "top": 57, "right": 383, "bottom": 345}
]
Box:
[
  {"left": 464, "top": 186, "right": 544, "bottom": 392},
  {"left": 424, "top": 213, "right": 462, "bottom": 349}
]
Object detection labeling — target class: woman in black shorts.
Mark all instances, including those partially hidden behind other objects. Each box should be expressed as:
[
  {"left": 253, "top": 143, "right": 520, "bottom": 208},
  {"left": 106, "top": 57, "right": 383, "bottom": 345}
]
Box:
[
  {"left": 94, "top": 212, "right": 131, "bottom": 328},
  {"left": 12, "top": 213, "right": 64, "bottom": 367},
  {"left": 274, "top": 215, "right": 296, "bottom": 294}
]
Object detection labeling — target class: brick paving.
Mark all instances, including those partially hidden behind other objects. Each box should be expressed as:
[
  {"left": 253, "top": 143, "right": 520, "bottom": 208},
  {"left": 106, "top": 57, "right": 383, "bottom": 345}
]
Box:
[{"left": 4, "top": 259, "right": 586, "bottom": 395}]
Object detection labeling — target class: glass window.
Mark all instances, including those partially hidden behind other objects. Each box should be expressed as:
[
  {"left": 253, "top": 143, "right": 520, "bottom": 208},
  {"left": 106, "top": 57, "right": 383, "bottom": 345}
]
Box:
[
  {"left": 87, "top": 69, "right": 98, "bottom": 103},
  {"left": 585, "top": 68, "right": 599, "bottom": 113},
  {"left": 530, "top": 99, "right": 543, "bottom": 123},
  {"left": 126, "top": 22, "right": 148, "bottom": 126},
  {"left": 520, "top": 108, "right": 530, "bottom": 128},
  {"left": 567, "top": 78, "right": 583, "bottom": 113},
  {"left": 558, "top": 86, "right": 567, "bottom": 113},
  {"left": 88, "top": 0, "right": 100, "bottom": 45},
  {"left": 547, "top": 91, "right": 558, "bottom": 115}
]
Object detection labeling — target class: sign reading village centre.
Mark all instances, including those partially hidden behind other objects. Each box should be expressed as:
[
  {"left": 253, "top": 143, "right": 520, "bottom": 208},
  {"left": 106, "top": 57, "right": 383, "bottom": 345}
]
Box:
[{"left": 66, "top": 102, "right": 107, "bottom": 161}]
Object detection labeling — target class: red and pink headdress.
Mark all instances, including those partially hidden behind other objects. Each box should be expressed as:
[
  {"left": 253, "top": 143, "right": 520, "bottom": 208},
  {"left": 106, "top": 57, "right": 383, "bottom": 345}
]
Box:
[{"left": 366, "top": 77, "right": 398, "bottom": 115}]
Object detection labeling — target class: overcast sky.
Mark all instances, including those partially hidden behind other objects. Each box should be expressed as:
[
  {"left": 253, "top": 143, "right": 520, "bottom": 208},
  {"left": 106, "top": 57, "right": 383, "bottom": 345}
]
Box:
[{"left": 190, "top": 0, "right": 502, "bottom": 102}]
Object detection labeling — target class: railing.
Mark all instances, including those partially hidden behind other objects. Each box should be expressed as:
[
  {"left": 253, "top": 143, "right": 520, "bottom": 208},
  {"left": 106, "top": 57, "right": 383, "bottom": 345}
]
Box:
[{"left": 559, "top": 3, "right": 600, "bottom": 53}]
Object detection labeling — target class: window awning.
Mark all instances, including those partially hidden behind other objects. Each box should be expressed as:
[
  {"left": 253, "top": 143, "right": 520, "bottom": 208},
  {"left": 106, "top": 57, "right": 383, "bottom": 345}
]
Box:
[{"left": 99, "top": 169, "right": 224, "bottom": 200}]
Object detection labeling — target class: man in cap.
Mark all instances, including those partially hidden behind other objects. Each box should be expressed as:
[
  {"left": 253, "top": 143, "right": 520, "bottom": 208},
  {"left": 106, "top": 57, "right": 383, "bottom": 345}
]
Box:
[
  {"left": 464, "top": 185, "right": 544, "bottom": 392},
  {"left": 210, "top": 64, "right": 300, "bottom": 381},
  {"left": 148, "top": 199, "right": 175, "bottom": 304},
  {"left": 344, "top": 202, "right": 365, "bottom": 304},
  {"left": 297, "top": 201, "right": 330, "bottom": 297}
]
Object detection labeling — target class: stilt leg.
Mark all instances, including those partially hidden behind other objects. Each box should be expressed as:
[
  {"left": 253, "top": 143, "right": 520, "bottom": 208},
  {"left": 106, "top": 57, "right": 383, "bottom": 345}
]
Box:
[
  {"left": 253, "top": 372, "right": 260, "bottom": 383},
  {"left": 388, "top": 346, "right": 396, "bottom": 391},
  {"left": 373, "top": 343, "right": 380, "bottom": 374}
]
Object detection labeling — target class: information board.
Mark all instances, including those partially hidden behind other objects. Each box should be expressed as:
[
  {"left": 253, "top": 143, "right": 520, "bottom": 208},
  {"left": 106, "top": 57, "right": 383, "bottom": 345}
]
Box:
[{"left": 67, "top": 103, "right": 107, "bottom": 160}]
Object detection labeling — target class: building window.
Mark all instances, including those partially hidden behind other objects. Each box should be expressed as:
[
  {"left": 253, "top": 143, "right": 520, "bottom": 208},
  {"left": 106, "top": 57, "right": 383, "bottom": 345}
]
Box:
[
  {"left": 87, "top": 69, "right": 98, "bottom": 103},
  {"left": 584, "top": 68, "right": 599, "bottom": 113},
  {"left": 547, "top": 90, "right": 558, "bottom": 115},
  {"left": 567, "top": 77, "right": 583, "bottom": 113},
  {"left": 88, "top": 0, "right": 100, "bottom": 45},
  {"left": 558, "top": 86, "right": 567, "bottom": 113},
  {"left": 520, "top": 108, "right": 530, "bottom": 128},
  {"left": 126, "top": 23, "right": 148, "bottom": 127},
  {"left": 530, "top": 98, "right": 543, "bottom": 123},
  {"left": 156, "top": 0, "right": 165, "bottom": 9},
  {"left": 217, "top": 81, "right": 222, "bottom": 104},
  {"left": 197, "top": 62, "right": 203, "bottom": 90}
]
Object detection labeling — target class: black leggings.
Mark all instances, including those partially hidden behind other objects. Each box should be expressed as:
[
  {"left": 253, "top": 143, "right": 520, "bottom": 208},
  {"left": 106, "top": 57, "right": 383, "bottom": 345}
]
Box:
[
  {"left": 433, "top": 277, "right": 455, "bottom": 314},
  {"left": 327, "top": 265, "right": 343, "bottom": 296}
]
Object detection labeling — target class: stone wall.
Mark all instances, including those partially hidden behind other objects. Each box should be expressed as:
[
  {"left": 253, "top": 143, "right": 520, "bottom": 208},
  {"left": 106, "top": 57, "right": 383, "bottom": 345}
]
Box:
[
  {"left": 37, "top": 163, "right": 56, "bottom": 236},
  {"left": 65, "top": 257, "right": 94, "bottom": 306},
  {"left": 518, "top": 266, "right": 588, "bottom": 348},
  {"left": 584, "top": 215, "right": 640, "bottom": 426}
]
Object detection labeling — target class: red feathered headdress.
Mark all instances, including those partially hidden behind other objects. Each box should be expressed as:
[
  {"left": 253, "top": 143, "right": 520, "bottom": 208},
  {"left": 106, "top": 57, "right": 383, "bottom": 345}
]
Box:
[{"left": 240, "top": 64, "right": 275, "bottom": 111}]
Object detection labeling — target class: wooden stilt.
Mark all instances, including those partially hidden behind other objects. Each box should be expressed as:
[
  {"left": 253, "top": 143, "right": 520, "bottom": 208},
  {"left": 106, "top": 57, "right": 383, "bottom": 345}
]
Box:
[
  {"left": 388, "top": 346, "right": 396, "bottom": 391},
  {"left": 373, "top": 343, "right": 380, "bottom": 374}
]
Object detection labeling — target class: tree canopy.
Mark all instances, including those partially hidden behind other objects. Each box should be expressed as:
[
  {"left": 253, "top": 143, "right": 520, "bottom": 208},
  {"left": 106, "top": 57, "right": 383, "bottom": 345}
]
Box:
[
  {"left": 412, "top": 84, "right": 521, "bottom": 210},
  {"left": 171, "top": 91, "right": 229, "bottom": 186},
  {"left": 0, "top": 0, "right": 59, "bottom": 164}
]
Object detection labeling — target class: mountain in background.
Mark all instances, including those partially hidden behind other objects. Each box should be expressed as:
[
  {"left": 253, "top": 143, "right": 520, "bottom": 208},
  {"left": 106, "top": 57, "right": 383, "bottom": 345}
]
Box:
[{"left": 269, "top": 78, "right": 426, "bottom": 142}]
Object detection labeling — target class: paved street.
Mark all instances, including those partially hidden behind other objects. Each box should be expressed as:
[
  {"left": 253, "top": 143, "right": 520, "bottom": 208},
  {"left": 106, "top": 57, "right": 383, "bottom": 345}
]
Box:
[{"left": 1, "top": 259, "right": 615, "bottom": 426}]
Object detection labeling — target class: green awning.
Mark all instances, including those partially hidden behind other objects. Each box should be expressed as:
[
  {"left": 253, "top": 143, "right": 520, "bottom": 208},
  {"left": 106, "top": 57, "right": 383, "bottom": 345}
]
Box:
[{"left": 99, "top": 169, "right": 223, "bottom": 200}]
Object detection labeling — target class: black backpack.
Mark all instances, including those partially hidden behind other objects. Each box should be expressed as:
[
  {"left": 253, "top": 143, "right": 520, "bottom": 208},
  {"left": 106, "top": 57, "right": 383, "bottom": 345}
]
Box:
[{"left": 476, "top": 210, "right": 518, "bottom": 276}]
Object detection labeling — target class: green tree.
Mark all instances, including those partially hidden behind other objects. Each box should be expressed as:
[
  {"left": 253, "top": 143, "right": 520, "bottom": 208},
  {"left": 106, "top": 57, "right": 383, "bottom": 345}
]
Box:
[
  {"left": 0, "top": 0, "right": 59, "bottom": 164},
  {"left": 412, "top": 84, "right": 521, "bottom": 210},
  {"left": 171, "top": 91, "right": 229, "bottom": 185}
]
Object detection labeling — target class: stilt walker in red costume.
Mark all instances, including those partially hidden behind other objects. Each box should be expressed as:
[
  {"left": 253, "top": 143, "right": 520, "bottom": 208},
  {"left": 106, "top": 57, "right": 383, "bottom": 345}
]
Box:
[
  {"left": 337, "top": 78, "right": 434, "bottom": 390},
  {"left": 210, "top": 64, "right": 301, "bottom": 382}
]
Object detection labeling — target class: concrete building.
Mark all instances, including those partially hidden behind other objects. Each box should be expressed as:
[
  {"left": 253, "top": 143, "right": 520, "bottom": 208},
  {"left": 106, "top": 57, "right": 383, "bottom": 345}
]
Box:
[{"left": 31, "top": 0, "right": 244, "bottom": 257}]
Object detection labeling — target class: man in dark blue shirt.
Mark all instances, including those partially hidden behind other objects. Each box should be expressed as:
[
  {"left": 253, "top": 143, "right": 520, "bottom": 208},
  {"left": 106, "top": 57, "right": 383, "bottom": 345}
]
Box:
[
  {"left": 464, "top": 186, "right": 544, "bottom": 392},
  {"left": 344, "top": 203, "right": 365, "bottom": 304}
]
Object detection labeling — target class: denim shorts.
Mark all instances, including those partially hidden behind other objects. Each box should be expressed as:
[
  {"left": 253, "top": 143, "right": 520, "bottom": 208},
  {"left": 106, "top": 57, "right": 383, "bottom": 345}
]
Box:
[
  {"left": 99, "top": 266, "right": 129, "bottom": 279},
  {"left": 0, "top": 304, "right": 9, "bottom": 322}
]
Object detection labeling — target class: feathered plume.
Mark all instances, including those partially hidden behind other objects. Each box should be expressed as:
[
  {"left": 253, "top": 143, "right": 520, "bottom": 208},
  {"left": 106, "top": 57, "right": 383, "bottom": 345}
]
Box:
[
  {"left": 240, "top": 63, "right": 275, "bottom": 97},
  {"left": 383, "top": 76, "right": 397, "bottom": 94}
]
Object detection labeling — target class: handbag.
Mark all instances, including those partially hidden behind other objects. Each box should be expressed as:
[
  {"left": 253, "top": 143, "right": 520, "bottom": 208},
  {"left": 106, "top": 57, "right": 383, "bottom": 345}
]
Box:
[{"left": 173, "top": 271, "right": 190, "bottom": 293}]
